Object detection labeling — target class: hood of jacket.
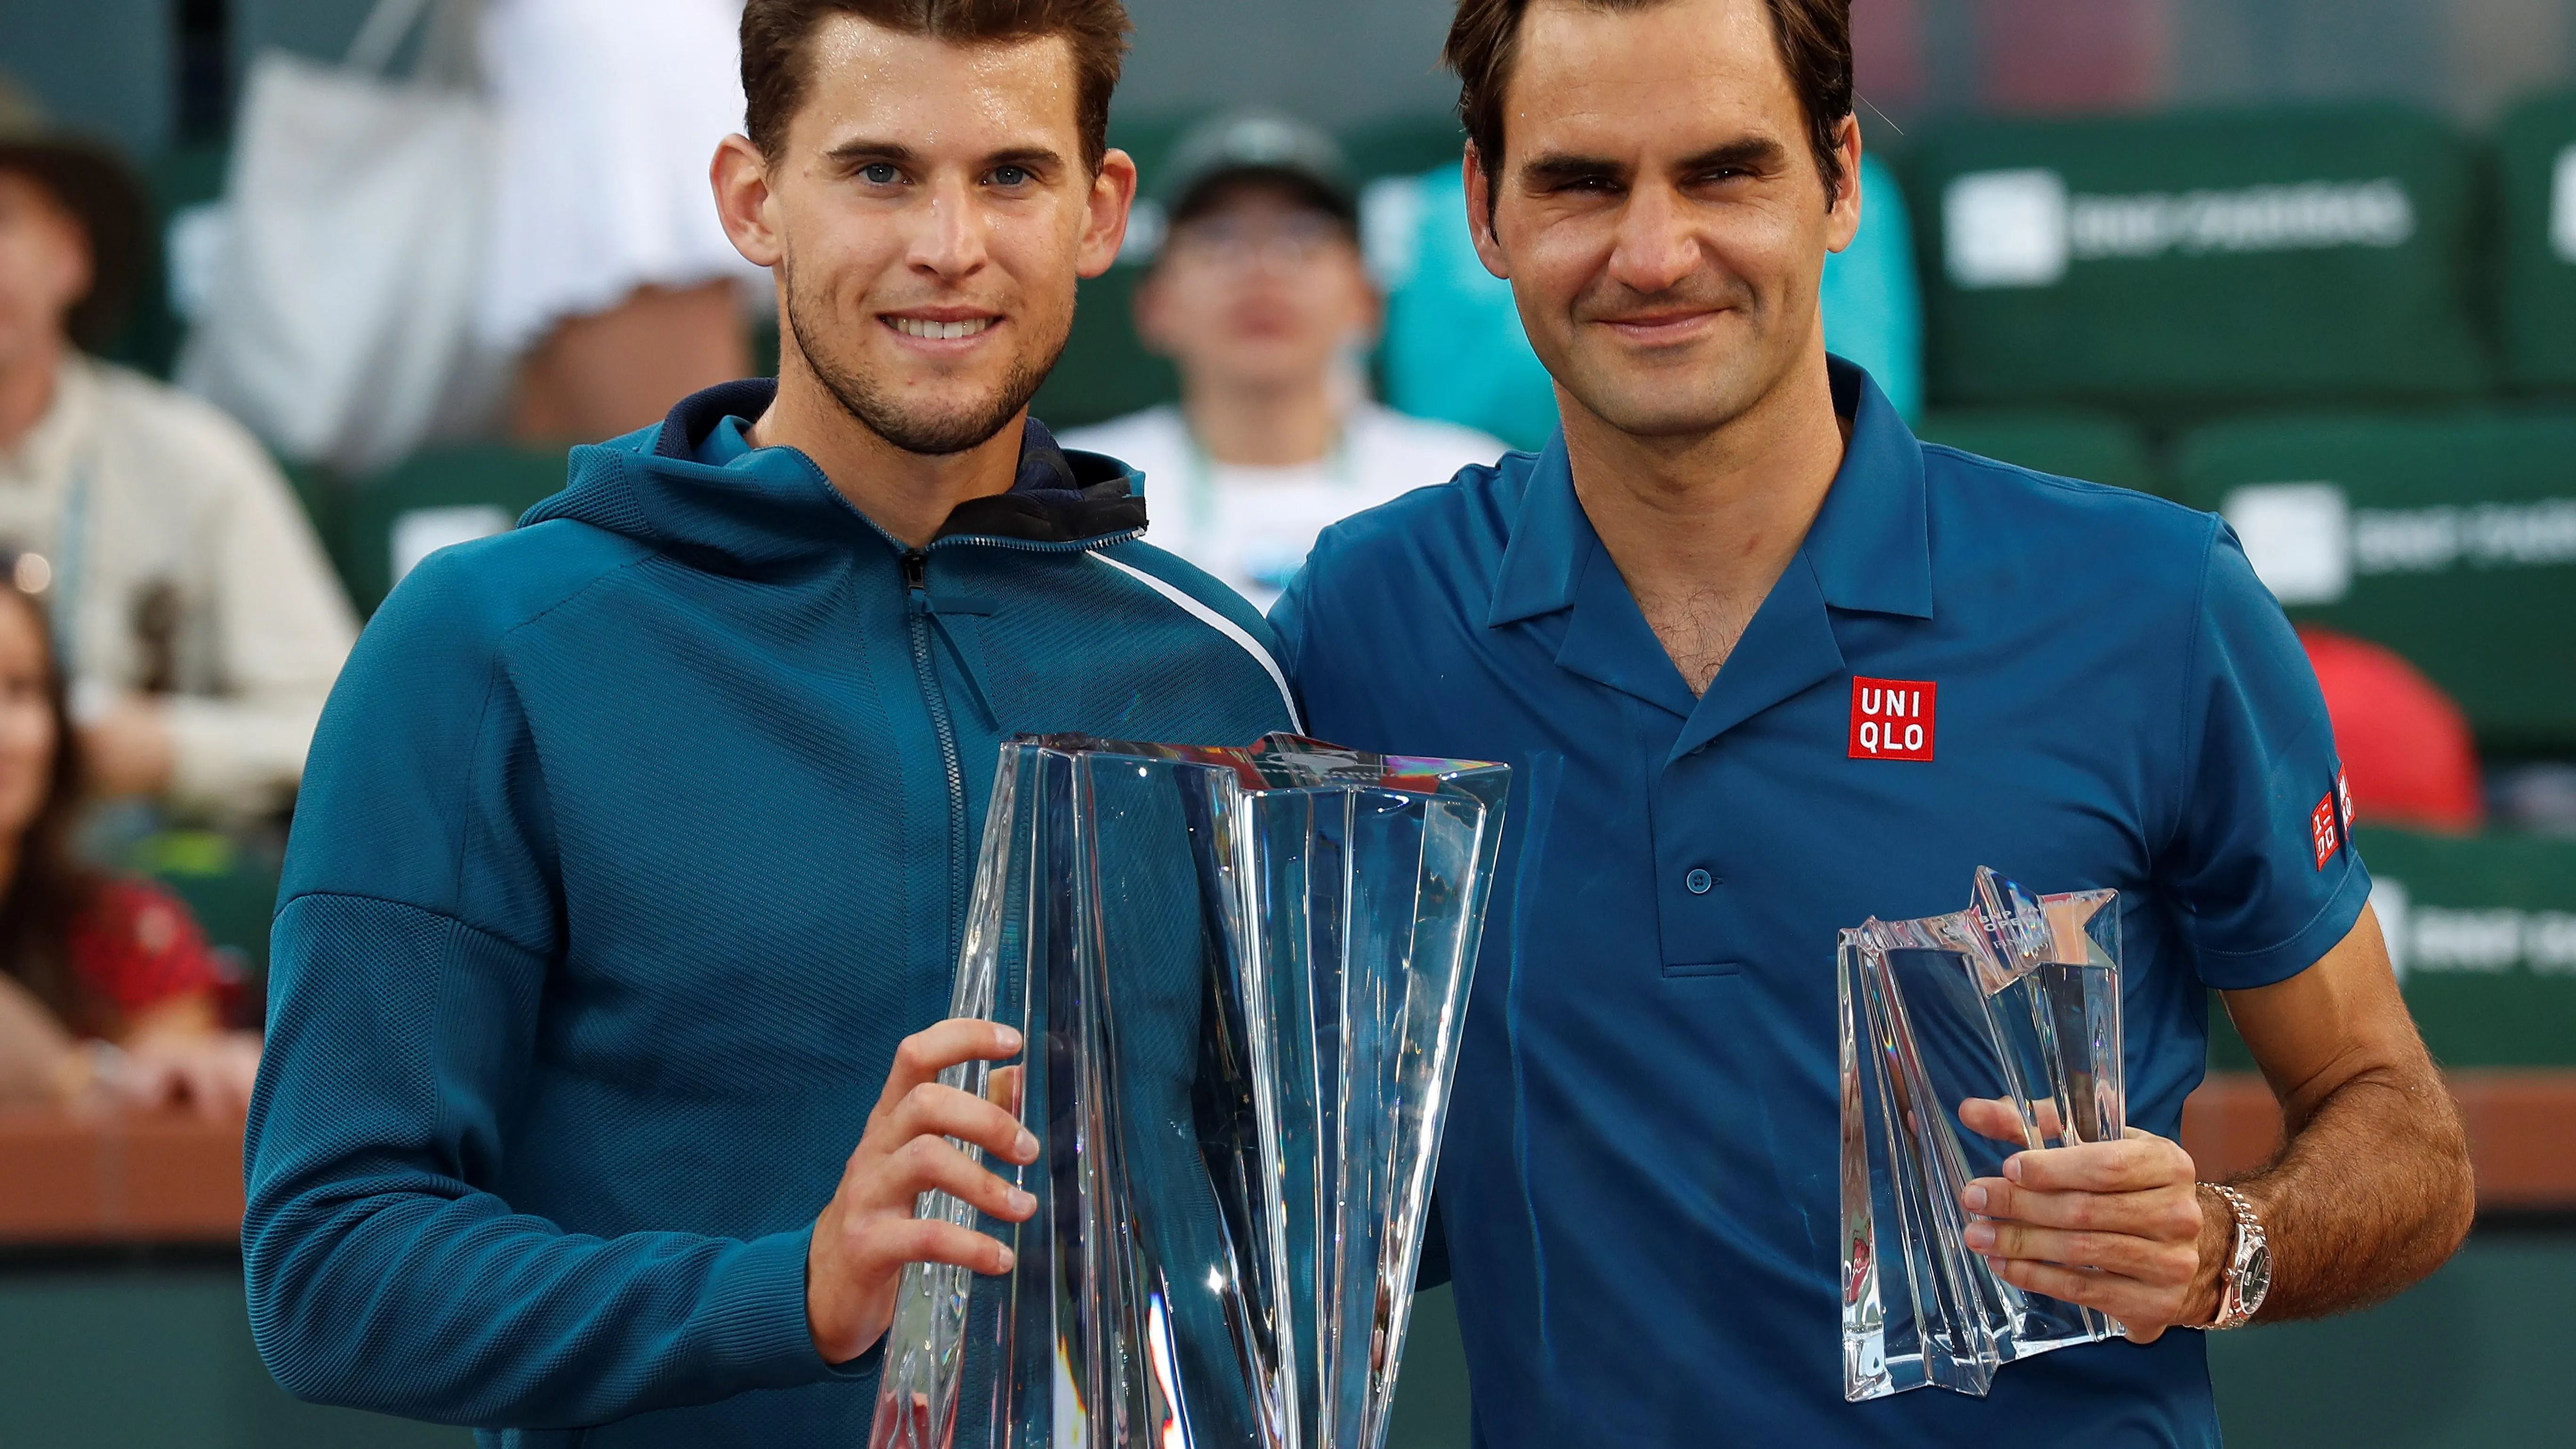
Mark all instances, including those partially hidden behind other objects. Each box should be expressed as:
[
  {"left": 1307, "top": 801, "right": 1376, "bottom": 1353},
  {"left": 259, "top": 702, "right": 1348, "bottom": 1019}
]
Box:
[{"left": 521, "top": 378, "right": 1151, "bottom": 577}]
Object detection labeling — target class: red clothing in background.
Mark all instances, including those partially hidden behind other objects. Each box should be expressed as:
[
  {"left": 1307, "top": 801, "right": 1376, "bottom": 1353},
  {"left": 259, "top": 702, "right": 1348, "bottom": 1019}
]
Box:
[
  {"left": 2300, "top": 627, "right": 2484, "bottom": 835},
  {"left": 66, "top": 878, "right": 225, "bottom": 1029}
]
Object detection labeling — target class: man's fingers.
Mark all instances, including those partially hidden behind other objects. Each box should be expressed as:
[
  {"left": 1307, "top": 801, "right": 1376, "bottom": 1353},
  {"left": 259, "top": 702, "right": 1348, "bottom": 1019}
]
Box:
[
  {"left": 1957, "top": 1095, "right": 2074, "bottom": 1147},
  {"left": 1983, "top": 1256, "right": 2171, "bottom": 1342},
  {"left": 1957, "top": 1096, "right": 2029, "bottom": 1145},
  {"left": 879, "top": 1082, "right": 1037, "bottom": 1166},
  {"left": 874, "top": 1020, "right": 1025, "bottom": 1112},
  {"left": 851, "top": 1216, "right": 1018, "bottom": 1278},
  {"left": 1964, "top": 1176, "right": 2203, "bottom": 1243},
  {"left": 2002, "top": 1132, "right": 2194, "bottom": 1194},
  {"left": 1963, "top": 1220, "right": 2198, "bottom": 1285},
  {"left": 869, "top": 1135, "right": 1038, "bottom": 1223},
  {"left": 988, "top": 1064, "right": 1024, "bottom": 1116}
]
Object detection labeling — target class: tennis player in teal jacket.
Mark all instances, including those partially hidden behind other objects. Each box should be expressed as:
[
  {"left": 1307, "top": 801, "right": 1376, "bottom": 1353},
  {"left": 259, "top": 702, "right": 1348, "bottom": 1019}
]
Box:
[{"left": 242, "top": 4, "right": 1296, "bottom": 1444}]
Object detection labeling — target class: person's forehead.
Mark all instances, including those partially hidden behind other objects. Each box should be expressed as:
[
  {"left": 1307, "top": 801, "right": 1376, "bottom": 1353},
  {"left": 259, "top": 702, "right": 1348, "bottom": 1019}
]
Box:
[
  {"left": 1179, "top": 179, "right": 1342, "bottom": 226},
  {"left": 1504, "top": 0, "right": 1799, "bottom": 157},
  {"left": 793, "top": 14, "right": 1083, "bottom": 152}
]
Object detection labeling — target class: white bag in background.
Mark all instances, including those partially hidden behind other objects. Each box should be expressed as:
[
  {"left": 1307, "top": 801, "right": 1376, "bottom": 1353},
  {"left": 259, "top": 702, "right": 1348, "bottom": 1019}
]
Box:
[{"left": 179, "top": 0, "right": 499, "bottom": 476}]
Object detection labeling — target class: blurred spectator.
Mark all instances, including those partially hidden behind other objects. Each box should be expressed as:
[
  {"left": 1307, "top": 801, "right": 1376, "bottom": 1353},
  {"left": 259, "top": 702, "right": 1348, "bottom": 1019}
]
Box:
[
  {"left": 1368, "top": 149, "right": 1923, "bottom": 445},
  {"left": 1062, "top": 113, "right": 1505, "bottom": 609},
  {"left": 482, "top": 0, "right": 768, "bottom": 442},
  {"left": 0, "top": 562, "right": 259, "bottom": 1116},
  {"left": 2301, "top": 625, "right": 2484, "bottom": 834},
  {"left": 0, "top": 81, "right": 355, "bottom": 821}
]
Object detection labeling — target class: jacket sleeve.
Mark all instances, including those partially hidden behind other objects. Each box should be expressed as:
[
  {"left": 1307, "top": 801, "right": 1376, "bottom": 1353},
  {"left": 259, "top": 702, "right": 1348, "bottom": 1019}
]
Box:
[
  {"left": 242, "top": 549, "right": 847, "bottom": 1429},
  {"left": 159, "top": 409, "right": 358, "bottom": 819}
]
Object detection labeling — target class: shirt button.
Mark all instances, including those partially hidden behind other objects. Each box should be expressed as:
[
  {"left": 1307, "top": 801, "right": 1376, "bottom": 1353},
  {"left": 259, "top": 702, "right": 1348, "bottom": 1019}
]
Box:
[{"left": 1685, "top": 868, "right": 1715, "bottom": 895}]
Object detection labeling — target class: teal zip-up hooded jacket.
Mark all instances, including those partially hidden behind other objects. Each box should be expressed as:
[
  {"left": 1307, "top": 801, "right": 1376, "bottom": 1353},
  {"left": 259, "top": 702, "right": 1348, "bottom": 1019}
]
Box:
[{"left": 243, "top": 382, "right": 1298, "bottom": 1447}]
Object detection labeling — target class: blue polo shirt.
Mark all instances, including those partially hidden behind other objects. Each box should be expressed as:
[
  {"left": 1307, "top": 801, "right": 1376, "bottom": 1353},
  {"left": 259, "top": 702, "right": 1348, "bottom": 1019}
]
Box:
[{"left": 1269, "top": 360, "right": 2369, "bottom": 1447}]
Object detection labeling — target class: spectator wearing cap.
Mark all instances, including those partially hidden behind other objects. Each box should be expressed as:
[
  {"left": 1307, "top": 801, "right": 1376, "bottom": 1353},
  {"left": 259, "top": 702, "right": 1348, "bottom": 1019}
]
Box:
[
  {"left": 1061, "top": 112, "right": 1505, "bottom": 609},
  {"left": 0, "top": 79, "right": 355, "bottom": 821}
]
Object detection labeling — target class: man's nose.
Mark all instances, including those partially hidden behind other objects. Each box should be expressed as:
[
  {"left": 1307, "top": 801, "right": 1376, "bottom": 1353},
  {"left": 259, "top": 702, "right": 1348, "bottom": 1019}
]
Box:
[
  {"left": 907, "top": 177, "right": 991, "bottom": 280},
  {"left": 1603, "top": 181, "right": 1700, "bottom": 298}
]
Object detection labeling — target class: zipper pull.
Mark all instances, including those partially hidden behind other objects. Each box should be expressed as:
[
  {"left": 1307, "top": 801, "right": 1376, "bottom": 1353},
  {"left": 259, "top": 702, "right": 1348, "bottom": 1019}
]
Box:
[{"left": 902, "top": 549, "right": 929, "bottom": 612}]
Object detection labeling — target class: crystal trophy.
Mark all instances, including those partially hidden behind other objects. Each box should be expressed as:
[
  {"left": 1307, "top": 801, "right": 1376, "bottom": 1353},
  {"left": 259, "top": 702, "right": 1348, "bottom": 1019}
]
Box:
[
  {"left": 869, "top": 733, "right": 1509, "bottom": 1449},
  {"left": 1838, "top": 867, "right": 2125, "bottom": 1401}
]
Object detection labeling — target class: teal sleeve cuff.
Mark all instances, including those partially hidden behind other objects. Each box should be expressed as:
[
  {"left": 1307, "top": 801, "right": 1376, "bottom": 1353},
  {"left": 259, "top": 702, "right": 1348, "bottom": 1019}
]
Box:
[{"left": 700, "top": 1224, "right": 881, "bottom": 1389}]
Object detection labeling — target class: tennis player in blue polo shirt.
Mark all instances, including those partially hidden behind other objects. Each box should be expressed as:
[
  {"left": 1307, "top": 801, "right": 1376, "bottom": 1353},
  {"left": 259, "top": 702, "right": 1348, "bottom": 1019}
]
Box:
[{"left": 1271, "top": 0, "right": 2476, "bottom": 1443}]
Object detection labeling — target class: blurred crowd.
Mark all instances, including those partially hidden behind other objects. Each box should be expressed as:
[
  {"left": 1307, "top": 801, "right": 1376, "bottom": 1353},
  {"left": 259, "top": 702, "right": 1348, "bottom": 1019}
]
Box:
[{"left": 0, "top": 0, "right": 2560, "bottom": 1114}]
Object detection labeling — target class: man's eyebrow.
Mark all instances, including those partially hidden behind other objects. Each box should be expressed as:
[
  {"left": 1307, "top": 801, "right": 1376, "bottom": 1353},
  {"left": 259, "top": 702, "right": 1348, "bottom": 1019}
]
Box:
[
  {"left": 821, "top": 138, "right": 920, "bottom": 167},
  {"left": 1518, "top": 151, "right": 1627, "bottom": 189},
  {"left": 983, "top": 145, "right": 1067, "bottom": 172},
  {"left": 1674, "top": 137, "right": 1790, "bottom": 174},
  {"left": 817, "top": 140, "right": 1069, "bottom": 173}
]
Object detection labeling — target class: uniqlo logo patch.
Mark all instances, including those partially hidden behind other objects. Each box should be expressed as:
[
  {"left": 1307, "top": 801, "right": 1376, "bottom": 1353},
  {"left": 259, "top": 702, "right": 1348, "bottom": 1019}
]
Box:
[
  {"left": 2310, "top": 793, "right": 2341, "bottom": 870},
  {"left": 2337, "top": 767, "right": 2356, "bottom": 832},
  {"left": 1850, "top": 677, "right": 1938, "bottom": 761}
]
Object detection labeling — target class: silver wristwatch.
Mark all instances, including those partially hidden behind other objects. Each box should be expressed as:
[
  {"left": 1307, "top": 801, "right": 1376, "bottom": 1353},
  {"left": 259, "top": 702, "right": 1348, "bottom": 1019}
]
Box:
[{"left": 2202, "top": 1183, "right": 2271, "bottom": 1330}]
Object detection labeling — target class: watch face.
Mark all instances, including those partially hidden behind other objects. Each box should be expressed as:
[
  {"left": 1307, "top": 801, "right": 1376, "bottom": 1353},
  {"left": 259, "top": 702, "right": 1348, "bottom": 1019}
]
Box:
[{"left": 2240, "top": 1242, "right": 2273, "bottom": 1312}]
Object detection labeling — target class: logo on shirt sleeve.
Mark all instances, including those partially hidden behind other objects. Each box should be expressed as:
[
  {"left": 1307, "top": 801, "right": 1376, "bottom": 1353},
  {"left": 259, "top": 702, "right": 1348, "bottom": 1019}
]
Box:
[
  {"left": 2311, "top": 791, "right": 2342, "bottom": 870},
  {"left": 2337, "top": 766, "right": 2355, "bottom": 833},
  {"left": 1849, "top": 677, "right": 1938, "bottom": 762}
]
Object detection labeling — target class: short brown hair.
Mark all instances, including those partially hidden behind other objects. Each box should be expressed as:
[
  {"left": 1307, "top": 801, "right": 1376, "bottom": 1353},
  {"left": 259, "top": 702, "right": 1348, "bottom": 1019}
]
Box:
[
  {"left": 742, "top": 0, "right": 1131, "bottom": 173},
  {"left": 1445, "top": 0, "right": 1853, "bottom": 209}
]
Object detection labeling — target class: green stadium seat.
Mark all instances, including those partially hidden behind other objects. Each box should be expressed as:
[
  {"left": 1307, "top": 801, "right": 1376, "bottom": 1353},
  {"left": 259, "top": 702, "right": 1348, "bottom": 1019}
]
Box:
[
  {"left": 127, "top": 829, "right": 283, "bottom": 1026},
  {"left": 2495, "top": 90, "right": 2576, "bottom": 392},
  {"left": 2172, "top": 411, "right": 2576, "bottom": 754},
  {"left": 342, "top": 444, "right": 570, "bottom": 614},
  {"left": 1341, "top": 113, "right": 1466, "bottom": 184},
  {"left": 1916, "top": 409, "right": 2163, "bottom": 497},
  {"left": 2210, "top": 826, "right": 2576, "bottom": 1071},
  {"left": 1905, "top": 105, "right": 2487, "bottom": 416}
]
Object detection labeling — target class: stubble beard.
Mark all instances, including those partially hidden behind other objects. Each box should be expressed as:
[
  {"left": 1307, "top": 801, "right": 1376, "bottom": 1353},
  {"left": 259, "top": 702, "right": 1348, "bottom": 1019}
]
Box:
[
  {"left": 1555, "top": 274, "right": 1787, "bottom": 442},
  {"left": 781, "top": 254, "right": 1071, "bottom": 458}
]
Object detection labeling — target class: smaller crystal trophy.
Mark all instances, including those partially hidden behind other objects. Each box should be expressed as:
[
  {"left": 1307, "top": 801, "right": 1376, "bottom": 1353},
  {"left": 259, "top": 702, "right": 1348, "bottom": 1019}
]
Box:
[{"left": 1838, "top": 867, "right": 2125, "bottom": 1401}]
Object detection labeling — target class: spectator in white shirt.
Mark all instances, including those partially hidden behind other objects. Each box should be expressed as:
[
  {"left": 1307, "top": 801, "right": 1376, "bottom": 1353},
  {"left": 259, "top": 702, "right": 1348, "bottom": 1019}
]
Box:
[
  {"left": 1061, "top": 113, "right": 1504, "bottom": 609},
  {"left": 0, "top": 81, "right": 354, "bottom": 822}
]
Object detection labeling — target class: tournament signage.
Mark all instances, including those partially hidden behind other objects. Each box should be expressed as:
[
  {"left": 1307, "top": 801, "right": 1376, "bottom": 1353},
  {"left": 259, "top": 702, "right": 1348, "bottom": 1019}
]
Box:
[{"left": 1907, "top": 104, "right": 2486, "bottom": 411}]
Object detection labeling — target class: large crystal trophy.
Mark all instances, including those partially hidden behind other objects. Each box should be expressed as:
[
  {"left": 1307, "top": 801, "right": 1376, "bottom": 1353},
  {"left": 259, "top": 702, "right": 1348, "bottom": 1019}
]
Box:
[
  {"left": 1838, "top": 867, "right": 2125, "bottom": 1401},
  {"left": 869, "top": 733, "right": 1509, "bottom": 1449}
]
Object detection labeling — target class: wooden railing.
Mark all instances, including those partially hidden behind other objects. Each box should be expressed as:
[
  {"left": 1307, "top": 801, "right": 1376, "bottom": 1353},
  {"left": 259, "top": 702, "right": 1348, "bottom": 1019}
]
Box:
[{"left": 4, "top": 1071, "right": 2571, "bottom": 1244}]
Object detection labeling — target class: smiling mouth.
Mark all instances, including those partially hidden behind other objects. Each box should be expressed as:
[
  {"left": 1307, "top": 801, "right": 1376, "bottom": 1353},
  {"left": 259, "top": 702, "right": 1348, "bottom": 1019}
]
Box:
[
  {"left": 887, "top": 316, "right": 997, "bottom": 341},
  {"left": 1602, "top": 311, "right": 1717, "bottom": 335}
]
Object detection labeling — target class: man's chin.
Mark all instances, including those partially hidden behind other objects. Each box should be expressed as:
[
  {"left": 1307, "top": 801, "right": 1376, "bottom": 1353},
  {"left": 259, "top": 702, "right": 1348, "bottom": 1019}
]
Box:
[
  {"left": 814, "top": 366, "right": 1050, "bottom": 458},
  {"left": 1556, "top": 352, "right": 1783, "bottom": 442}
]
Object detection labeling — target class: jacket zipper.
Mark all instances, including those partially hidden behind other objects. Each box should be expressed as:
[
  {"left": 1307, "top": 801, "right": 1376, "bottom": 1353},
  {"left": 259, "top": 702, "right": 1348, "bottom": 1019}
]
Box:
[
  {"left": 904, "top": 548, "right": 970, "bottom": 966},
  {"left": 892, "top": 529, "right": 1143, "bottom": 974}
]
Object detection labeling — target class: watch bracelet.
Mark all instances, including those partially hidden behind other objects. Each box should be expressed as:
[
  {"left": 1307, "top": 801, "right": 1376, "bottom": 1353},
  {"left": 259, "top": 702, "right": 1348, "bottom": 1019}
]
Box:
[{"left": 2201, "top": 1182, "right": 2265, "bottom": 1329}]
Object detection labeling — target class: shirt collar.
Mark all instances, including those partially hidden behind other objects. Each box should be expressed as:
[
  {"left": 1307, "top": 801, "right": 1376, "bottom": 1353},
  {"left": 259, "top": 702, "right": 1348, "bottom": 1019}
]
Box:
[
  {"left": 1806, "top": 357, "right": 1934, "bottom": 620},
  {"left": 1486, "top": 430, "right": 1593, "bottom": 627},
  {"left": 1485, "top": 357, "right": 1933, "bottom": 628}
]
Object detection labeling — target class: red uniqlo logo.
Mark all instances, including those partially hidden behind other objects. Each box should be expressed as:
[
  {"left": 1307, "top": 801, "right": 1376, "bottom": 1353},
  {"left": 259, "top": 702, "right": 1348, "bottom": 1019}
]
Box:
[
  {"left": 1849, "top": 677, "right": 1938, "bottom": 761},
  {"left": 2311, "top": 793, "right": 2341, "bottom": 870}
]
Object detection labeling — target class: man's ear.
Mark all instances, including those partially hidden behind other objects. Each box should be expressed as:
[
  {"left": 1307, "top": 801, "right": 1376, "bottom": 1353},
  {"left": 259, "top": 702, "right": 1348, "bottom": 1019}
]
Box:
[
  {"left": 1077, "top": 148, "right": 1140, "bottom": 281},
  {"left": 1823, "top": 114, "right": 1864, "bottom": 255},
  {"left": 1461, "top": 142, "right": 1510, "bottom": 282},
  {"left": 712, "top": 133, "right": 783, "bottom": 269}
]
